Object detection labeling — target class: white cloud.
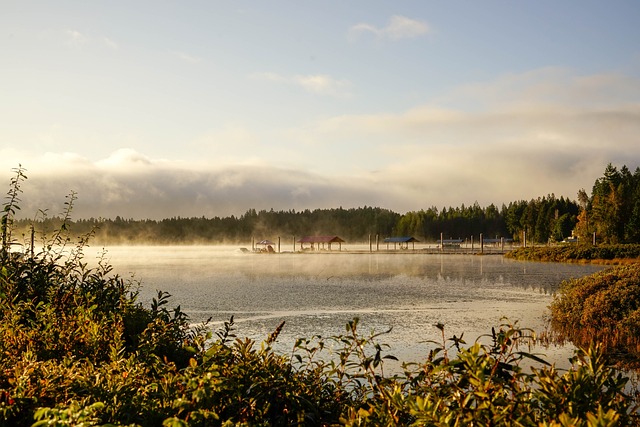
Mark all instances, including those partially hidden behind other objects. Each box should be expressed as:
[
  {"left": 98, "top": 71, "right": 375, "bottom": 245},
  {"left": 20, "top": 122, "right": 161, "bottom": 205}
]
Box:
[
  {"left": 349, "top": 15, "right": 429, "bottom": 41},
  {"left": 7, "top": 151, "right": 402, "bottom": 220},
  {"left": 293, "top": 74, "right": 351, "bottom": 97},
  {"left": 385, "top": 15, "right": 430, "bottom": 40},
  {"left": 439, "top": 67, "right": 640, "bottom": 110},
  {"left": 252, "top": 71, "right": 352, "bottom": 97},
  {"left": 281, "top": 68, "right": 640, "bottom": 205},
  {"left": 65, "top": 29, "right": 89, "bottom": 47},
  {"left": 96, "top": 148, "right": 153, "bottom": 169},
  {"left": 4, "top": 68, "right": 639, "bottom": 219}
]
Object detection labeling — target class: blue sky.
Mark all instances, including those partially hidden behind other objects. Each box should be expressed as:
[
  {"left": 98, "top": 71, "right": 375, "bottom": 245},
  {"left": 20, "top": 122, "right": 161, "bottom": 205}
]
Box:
[{"left": 2, "top": 1, "right": 640, "bottom": 219}]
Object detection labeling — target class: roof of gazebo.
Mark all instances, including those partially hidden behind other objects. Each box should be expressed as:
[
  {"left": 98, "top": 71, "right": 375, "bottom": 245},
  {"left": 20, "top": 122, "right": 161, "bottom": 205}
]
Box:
[
  {"left": 383, "top": 236, "right": 420, "bottom": 243},
  {"left": 297, "top": 236, "right": 345, "bottom": 244}
]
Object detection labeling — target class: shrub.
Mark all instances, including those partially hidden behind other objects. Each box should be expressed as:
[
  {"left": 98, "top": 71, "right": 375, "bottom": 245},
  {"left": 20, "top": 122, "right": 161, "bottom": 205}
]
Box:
[{"left": 550, "top": 264, "right": 640, "bottom": 367}]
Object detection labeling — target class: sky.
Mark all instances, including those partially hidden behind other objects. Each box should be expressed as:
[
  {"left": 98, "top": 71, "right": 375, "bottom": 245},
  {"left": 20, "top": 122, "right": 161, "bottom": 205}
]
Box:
[{"left": 2, "top": 1, "right": 640, "bottom": 220}]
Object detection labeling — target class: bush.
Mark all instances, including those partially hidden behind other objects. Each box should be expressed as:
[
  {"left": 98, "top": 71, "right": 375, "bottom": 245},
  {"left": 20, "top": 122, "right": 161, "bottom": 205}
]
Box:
[{"left": 550, "top": 264, "right": 640, "bottom": 367}]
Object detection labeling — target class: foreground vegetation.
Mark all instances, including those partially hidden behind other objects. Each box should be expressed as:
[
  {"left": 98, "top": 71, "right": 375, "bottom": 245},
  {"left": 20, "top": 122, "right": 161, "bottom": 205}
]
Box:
[
  {"left": 2, "top": 167, "right": 640, "bottom": 427},
  {"left": 2, "top": 244, "right": 639, "bottom": 426}
]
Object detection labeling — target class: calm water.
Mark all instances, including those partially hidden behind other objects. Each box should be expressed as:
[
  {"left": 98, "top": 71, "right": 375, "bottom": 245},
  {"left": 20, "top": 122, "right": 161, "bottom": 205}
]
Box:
[{"left": 91, "top": 246, "right": 603, "bottom": 367}]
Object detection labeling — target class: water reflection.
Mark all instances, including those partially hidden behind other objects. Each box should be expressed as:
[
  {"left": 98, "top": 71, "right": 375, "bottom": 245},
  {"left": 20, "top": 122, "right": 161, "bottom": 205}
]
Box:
[{"left": 92, "top": 246, "right": 604, "bottom": 366}]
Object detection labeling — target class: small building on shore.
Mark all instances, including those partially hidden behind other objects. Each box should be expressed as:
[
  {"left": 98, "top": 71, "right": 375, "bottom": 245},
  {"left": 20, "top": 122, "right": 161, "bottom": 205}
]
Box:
[
  {"left": 383, "top": 236, "right": 420, "bottom": 250},
  {"left": 298, "top": 236, "right": 345, "bottom": 251}
]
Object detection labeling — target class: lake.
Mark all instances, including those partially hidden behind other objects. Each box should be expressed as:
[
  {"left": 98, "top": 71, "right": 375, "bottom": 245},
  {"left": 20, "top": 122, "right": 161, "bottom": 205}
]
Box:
[{"left": 91, "top": 245, "right": 604, "bottom": 368}]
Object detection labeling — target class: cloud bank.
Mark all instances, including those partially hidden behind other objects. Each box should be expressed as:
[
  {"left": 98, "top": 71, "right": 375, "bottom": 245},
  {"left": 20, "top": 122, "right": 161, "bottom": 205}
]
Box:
[
  {"left": 3, "top": 68, "right": 639, "bottom": 220},
  {"left": 5, "top": 152, "right": 404, "bottom": 220}
]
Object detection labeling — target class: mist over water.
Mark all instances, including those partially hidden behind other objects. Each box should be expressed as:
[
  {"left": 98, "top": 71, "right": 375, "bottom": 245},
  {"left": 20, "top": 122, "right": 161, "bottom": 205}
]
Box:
[{"left": 90, "top": 246, "right": 603, "bottom": 367}]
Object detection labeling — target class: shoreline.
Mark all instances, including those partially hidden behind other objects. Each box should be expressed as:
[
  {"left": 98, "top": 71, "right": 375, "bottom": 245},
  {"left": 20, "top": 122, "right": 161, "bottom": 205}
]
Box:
[{"left": 247, "top": 248, "right": 513, "bottom": 255}]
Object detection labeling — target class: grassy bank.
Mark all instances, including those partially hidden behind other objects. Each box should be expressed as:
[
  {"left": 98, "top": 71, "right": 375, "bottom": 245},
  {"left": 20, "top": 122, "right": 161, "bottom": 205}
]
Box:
[{"left": 505, "top": 244, "right": 640, "bottom": 264}]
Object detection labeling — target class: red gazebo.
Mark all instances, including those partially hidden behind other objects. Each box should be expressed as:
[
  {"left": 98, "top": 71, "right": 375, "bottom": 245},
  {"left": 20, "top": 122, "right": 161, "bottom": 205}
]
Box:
[{"left": 297, "top": 236, "right": 345, "bottom": 251}]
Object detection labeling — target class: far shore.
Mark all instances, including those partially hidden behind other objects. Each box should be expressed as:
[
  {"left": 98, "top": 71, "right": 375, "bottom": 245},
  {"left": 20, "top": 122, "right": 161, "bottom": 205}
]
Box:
[{"left": 243, "top": 245, "right": 516, "bottom": 255}]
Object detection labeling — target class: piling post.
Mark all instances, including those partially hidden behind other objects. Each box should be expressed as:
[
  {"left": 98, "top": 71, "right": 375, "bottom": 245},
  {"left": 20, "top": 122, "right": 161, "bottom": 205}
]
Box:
[
  {"left": 30, "top": 225, "right": 35, "bottom": 259},
  {"left": 376, "top": 234, "right": 379, "bottom": 251},
  {"left": 440, "top": 232, "right": 443, "bottom": 252},
  {"left": 278, "top": 237, "right": 281, "bottom": 253},
  {"left": 480, "top": 233, "right": 484, "bottom": 254},
  {"left": 501, "top": 237, "right": 504, "bottom": 252},
  {"left": 369, "top": 234, "right": 372, "bottom": 252},
  {"left": 293, "top": 236, "right": 296, "bottom": 252},
  {"left": 252, "top": 236, "right": 255, "bottom": 252},
  {"left": 523, "top": 231, "right": 527, "bottom": 248},
  {"left": 471, "top": 235, "right": 474, "bottom": 254}
]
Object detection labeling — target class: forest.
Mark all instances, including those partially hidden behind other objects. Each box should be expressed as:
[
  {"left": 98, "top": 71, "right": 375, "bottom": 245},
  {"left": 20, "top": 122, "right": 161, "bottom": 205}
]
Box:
[{"left": 10, "top": 163, "right": 640, "bottom": 246}]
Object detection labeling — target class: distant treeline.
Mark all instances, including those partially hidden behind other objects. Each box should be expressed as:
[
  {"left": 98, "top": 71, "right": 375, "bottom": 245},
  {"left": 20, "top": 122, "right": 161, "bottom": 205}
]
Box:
[{"left": 11, "top": 164, "right": 640, "bottom": 245}]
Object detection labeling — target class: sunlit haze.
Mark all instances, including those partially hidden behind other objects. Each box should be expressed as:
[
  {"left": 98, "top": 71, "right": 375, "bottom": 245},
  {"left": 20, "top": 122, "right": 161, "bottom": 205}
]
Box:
[{"left": 2, "top": 2, "right": 640, "bottom": 219}]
